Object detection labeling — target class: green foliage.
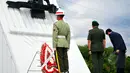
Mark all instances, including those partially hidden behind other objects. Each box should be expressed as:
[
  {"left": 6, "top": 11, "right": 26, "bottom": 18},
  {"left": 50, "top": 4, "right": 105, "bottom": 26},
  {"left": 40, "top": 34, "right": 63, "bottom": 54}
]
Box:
[
  {"left": 78, "top": 45, "right": 130, "bottom": 73},
  {"left": 125, "top": 56, "right": 130, "bottom": 73},
  {"left": 78, "top": 45, "right": 89, "bottom": 60},
  {"left": 78, "top": 45, "right": 93, "bottom": 72}
]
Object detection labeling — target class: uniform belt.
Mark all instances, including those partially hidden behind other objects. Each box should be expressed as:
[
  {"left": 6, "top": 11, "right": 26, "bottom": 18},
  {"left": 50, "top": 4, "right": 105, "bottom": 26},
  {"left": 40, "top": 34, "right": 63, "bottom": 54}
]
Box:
[{"left": 57, "top": 35, "right": 66, "bottom": 38}]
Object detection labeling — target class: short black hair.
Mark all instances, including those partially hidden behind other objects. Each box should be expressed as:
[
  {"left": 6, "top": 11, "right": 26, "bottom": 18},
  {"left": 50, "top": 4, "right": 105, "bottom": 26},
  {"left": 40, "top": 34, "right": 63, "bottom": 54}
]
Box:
[
  {"left": 106, "top": 28, "right": 112, "bottom": 34},
  {"left": 92, "top": 21, "right": 99, "bottom": 26}
]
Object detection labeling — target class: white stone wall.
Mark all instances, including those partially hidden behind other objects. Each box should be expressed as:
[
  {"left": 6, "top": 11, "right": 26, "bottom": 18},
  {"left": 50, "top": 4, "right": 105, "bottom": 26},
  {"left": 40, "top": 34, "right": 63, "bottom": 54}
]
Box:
[{"left": 0, "top": 23, "right": 18, "bottom": 73}]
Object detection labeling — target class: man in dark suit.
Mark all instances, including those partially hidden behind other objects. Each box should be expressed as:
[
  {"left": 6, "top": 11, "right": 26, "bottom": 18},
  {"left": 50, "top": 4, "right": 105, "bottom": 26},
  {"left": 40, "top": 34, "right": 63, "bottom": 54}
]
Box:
[
  {"left": 88, "top": 21, "right": 106, "bottom": 73},
  {"left": 106, "top": 28, "right": 127, "bottom": 73}
]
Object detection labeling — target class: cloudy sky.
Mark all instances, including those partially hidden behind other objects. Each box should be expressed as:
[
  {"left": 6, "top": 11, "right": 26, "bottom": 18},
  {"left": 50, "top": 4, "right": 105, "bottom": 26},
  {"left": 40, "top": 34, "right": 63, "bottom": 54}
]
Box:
[{"left": 57, "top": 0, "right": 130, "bottom": 55}]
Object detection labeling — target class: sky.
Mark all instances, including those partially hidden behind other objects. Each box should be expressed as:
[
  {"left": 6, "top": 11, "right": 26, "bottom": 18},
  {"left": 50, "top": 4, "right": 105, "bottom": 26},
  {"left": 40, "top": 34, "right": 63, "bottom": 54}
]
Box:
[{"left": 57, "top": 0, "right": 130, "bottom": 55}]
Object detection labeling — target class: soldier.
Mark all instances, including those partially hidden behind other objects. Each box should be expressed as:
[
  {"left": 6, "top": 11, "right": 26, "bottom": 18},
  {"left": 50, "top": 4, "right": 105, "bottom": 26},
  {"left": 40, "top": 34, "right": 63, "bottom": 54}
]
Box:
[
  {"left": 52, "top": 9, "right": 70, "bottom": 73},
  {"left": 87, "top": 21, "right": 106, "bottom": 73},
  {"left": 106, "top": 28, "right": 127, "bottom": 73}
]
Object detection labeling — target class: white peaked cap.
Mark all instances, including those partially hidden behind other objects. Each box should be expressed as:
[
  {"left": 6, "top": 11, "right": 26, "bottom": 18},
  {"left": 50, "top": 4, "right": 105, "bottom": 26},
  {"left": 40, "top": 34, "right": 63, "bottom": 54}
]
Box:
[{"left": 55, "top": 8, "right": 65, "bottom": 15}]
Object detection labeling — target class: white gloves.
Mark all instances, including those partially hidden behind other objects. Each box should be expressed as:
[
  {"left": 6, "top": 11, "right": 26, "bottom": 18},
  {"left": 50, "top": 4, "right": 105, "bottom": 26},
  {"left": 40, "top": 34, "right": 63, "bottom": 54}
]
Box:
[
  {"left": 89, "top": 50, "right": 92, "bottom": 55},
  {"left": 116, "top": 49, "right": 120, "bottom": 54}
]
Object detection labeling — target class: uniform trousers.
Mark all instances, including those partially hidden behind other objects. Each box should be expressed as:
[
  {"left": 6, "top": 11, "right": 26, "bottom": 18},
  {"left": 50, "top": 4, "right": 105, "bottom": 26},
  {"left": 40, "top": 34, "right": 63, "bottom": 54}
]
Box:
[
  {"left": 55, "top": 47, "right": 69, "bottom": 72},
  {"left": 116, "top": 51, "right": 125, "bottom": 73},
  {"left": 92, "top": 52, "right": 103, "bottom": 73}
]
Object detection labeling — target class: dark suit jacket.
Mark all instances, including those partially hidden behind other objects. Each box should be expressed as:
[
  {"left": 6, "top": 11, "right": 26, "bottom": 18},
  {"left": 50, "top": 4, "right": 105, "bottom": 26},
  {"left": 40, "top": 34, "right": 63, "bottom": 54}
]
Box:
[{"left": 109, "top": 31, "right": 127, "bottom": 52}]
